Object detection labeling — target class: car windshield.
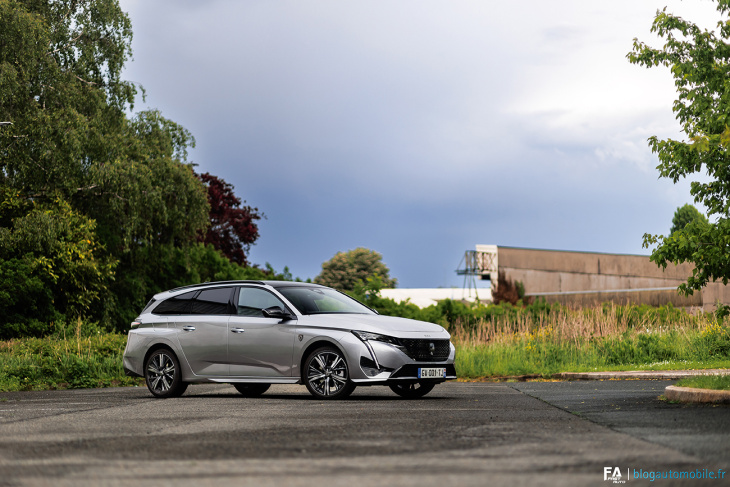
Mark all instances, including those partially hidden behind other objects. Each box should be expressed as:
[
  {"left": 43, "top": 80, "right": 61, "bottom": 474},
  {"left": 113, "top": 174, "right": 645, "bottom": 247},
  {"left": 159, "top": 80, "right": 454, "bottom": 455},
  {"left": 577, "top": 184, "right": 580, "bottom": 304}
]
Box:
[{"left": 277, "top": 287, "right": 375, "bottom": 315}]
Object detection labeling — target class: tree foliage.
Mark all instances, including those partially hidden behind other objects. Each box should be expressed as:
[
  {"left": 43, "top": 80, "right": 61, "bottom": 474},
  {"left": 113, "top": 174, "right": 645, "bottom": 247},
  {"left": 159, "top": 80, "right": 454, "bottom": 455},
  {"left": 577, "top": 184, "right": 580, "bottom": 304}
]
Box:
[
  {"left": 670, "top": 203, "right": 709, "bottom": 235},
  {"left": 197, "top": 172, "right": 262, "bottom": 266},
  {"left": 0, "top": 192, "right": 114, "bottom": 337},
  {"left": 629, "top": 1, "right": 730, "bottom": 295},
  {"left": 0, "top": 1, "right": 269, "bottom": 335},
  {"left": 0, "top": 0, "right": 136, "bottom": 195},
  {"left": 314, "top": 248, "right": 396, "bottom": 291},
  {"left": 492, "top": 271, "right": 530, "bottom": 306}
]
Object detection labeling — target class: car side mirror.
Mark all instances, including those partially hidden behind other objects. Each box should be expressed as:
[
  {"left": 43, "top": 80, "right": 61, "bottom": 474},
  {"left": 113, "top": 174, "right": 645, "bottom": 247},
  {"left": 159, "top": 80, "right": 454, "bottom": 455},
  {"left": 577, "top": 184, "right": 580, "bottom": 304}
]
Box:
[{"left": 262, "top": 306, "right": 293, "bottom": 320}]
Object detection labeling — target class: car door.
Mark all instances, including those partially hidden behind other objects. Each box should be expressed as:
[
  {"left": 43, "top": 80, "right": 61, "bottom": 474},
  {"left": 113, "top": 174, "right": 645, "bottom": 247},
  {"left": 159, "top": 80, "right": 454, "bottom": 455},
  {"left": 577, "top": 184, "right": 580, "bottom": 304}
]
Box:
[
  {"left": 172, "top": 287, "right": 234, "bottom": 376},
  {"left": 228, "top": 286, "right": 297, "bottom": 377}
]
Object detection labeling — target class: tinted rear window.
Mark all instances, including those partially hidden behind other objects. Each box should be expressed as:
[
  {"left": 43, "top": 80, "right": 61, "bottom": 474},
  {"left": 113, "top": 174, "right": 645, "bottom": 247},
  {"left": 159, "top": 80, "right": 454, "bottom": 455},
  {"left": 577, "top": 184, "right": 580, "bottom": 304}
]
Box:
[
  {"left": 152, "top": 291, "right": 197, "bottom": 315},
  {"left": 190, "top": 287, "right": 233, "bottom": 315}
]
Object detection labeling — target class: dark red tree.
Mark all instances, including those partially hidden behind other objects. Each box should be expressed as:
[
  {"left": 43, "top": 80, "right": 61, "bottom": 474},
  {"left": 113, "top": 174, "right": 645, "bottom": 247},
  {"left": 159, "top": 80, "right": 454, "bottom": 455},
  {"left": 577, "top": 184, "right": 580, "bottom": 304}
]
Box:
[{"left": 196, "top": 172, "right": 262, "bottom": 266}]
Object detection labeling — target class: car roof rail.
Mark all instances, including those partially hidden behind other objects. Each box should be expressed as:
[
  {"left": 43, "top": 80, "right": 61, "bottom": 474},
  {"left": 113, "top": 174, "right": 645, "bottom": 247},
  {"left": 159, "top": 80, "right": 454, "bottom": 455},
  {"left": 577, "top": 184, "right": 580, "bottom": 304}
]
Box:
[{"left": 168, "top": 280, "right": 267, "bottom": 293}]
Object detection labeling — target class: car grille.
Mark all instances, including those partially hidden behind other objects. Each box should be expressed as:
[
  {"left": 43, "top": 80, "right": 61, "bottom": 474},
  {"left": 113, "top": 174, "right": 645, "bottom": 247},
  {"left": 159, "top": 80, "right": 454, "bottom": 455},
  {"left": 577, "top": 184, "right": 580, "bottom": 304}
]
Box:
[{"left": 399, "top": 339, "right": 450, "bottom": 362}]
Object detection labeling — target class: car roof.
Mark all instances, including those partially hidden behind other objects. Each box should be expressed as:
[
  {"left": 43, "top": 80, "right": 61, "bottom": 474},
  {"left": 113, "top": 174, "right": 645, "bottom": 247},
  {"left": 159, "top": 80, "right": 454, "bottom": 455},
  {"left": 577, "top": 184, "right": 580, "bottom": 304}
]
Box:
[
  {"left": 159, "top": 280, "right": 325, "bottom": 298},
  {"left": 167, "top": 280, "right": 266, "bottom": 293},
  {"left": 265, "top": 281, "right": 325, "bottom": 289}
]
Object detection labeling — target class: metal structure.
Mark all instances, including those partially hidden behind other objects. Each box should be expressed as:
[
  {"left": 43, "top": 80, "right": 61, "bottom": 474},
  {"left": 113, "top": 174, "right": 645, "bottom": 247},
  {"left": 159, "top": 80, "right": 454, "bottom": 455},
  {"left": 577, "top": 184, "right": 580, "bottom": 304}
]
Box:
[{"left": 456, "top": 245, "right": 498, "bottom": 301}]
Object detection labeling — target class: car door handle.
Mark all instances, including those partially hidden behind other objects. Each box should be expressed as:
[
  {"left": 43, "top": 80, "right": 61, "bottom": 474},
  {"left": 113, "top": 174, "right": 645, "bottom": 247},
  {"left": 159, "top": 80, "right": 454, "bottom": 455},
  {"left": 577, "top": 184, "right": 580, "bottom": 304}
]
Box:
[
  {"left": 182, "top": 326, "right": 196, "bottom": 332},
  {"left": 231, "top": 328, "right": 245, "bottom": 334}
]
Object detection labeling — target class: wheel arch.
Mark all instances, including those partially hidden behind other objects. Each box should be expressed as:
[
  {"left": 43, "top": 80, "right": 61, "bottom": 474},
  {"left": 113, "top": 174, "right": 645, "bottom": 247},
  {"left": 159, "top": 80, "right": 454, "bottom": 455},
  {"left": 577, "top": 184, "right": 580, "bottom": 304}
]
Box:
[
  {"left": 142, "top": 343, "right": 189, "bottom": 398},
  {"left": 142, "top": 340, "right": 195, "bottom": 382},
  {"left": 143, "top": 342, "right": 177, "bottom": 370},
  {"left": 299, "top": 339, "right": 346, "bottom": 381}
]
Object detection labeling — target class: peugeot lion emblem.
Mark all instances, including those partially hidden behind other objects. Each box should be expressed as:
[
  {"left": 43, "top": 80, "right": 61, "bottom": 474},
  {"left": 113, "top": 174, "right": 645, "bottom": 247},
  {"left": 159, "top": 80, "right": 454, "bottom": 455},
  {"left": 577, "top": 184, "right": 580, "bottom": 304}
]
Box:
[{"left": 429, "top": 342, "right": 435, "bottom": 356}]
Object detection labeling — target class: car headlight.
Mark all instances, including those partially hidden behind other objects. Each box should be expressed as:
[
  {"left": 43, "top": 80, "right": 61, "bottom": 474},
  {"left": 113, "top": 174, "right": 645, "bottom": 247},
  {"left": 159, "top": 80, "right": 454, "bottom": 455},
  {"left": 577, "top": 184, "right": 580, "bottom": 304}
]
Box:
[{"left": 351, "top": 331, "right": 402, "bottom": 347}]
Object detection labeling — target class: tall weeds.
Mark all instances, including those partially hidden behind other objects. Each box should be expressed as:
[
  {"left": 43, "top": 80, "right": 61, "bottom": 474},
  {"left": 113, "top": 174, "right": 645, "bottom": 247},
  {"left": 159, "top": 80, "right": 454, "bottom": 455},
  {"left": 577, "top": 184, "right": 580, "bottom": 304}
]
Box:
[
  {"left": 451, "top": 304, "right": 730, "bottom": 378},
  {"left": 450, "top": 303, "right": 706, "bottom": 346}
]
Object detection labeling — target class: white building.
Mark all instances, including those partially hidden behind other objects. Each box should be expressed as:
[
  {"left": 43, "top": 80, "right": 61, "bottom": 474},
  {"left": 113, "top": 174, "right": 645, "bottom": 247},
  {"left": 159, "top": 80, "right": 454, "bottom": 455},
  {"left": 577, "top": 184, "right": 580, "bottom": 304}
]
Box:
[{"left": 379, "top": 288, "right": 491, "bottom": 309}]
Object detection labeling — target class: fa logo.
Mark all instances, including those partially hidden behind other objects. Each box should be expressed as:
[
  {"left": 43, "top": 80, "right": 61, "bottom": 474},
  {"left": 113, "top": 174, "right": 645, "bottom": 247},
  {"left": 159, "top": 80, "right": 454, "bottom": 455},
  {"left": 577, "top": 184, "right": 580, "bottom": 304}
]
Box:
[{"left": 604, "top": 467, "right": 625, "bottom": 483}]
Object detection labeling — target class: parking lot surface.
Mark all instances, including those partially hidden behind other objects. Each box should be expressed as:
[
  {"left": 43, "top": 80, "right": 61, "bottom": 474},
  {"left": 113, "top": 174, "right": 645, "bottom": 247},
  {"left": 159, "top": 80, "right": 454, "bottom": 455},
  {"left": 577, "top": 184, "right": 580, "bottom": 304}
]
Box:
[
  {"left": 512, "top": 379, "right": 730, "bottom": 465},
  {"left": 0, "top": 381, "right": 727, "bottom": 486}
]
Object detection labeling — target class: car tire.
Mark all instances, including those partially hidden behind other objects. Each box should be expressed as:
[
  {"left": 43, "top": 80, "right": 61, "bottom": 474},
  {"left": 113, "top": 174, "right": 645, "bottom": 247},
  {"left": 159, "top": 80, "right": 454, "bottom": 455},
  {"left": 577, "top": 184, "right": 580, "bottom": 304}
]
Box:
[
  {"left": 303, "top": 346, "right": 355, "bottom": 400},
  {"left": 388, "top": 382, "right": 436, "bottom": 399},
  {"left": 233, "top": 383, "right": 271, "bottom": 397},
  {"left": 144, "top": 349, "right": 188, "bottom": 398}
]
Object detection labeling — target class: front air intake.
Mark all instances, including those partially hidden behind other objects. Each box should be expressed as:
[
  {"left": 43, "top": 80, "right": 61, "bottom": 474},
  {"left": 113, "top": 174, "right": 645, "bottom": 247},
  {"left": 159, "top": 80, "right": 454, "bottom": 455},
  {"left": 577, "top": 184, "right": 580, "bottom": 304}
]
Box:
[{"left": 399, "top": 339, "right": 450, "bottom": 362}]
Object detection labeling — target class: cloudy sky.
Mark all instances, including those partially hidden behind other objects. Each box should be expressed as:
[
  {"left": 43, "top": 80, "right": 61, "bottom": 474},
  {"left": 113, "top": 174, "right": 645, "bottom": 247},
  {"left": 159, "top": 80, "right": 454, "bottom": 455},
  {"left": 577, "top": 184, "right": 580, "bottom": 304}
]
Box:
[{"left": 119, "top": 0, "right": 721, "bottom": 288}]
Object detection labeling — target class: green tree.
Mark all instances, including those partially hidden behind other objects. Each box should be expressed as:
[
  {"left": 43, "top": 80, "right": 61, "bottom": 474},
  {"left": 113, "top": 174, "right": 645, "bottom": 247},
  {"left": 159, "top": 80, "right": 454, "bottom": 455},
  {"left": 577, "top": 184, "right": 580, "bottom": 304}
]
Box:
[
  {"left": 0, "top": 1, "right": 283, "bottom": 333},
  {"left": 0, "top": 193, "right": 114, "bottom": 337},
  {"left": 0, "top": 1, "right": 209, "bottom": 252},
  {"left": 0, "top": 1, "right": 250, "bottom": 332},
  {"left": 315, "top": 248, "right": 397, "bottom": 291},
  {"left": 0, "top": 0, "right": 136, "bottom": 195},
  {"left": 670, "top": 203, "right": 709, "bottom": 235},
  {"left": 629, "top": 1, "right": 730, "bottom": 295}
]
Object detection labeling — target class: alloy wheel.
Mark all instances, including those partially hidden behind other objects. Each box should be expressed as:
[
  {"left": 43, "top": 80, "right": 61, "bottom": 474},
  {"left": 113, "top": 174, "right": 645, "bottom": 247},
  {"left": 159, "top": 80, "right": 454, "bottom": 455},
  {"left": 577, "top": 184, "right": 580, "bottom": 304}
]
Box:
[
  {"left": 144, "top": 350, "right": 188, "bottom": 398},
  {"left": 304, "top": 347, "right": 355, "bottom": 399}
]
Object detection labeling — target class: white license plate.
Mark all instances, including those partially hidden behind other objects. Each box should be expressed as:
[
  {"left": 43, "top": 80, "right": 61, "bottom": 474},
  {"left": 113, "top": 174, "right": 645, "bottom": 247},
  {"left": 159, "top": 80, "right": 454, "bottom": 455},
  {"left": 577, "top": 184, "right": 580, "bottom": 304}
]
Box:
[{"left": 418, "top": 367, "right": 446, "bottom": 379}]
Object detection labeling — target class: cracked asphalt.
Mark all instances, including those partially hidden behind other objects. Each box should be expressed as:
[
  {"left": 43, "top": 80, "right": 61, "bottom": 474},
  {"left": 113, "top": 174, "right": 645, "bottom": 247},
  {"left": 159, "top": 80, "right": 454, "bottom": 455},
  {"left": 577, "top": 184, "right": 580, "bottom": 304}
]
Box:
[{"left": 0, "top": 380, "right": 727, "bottom": 486}]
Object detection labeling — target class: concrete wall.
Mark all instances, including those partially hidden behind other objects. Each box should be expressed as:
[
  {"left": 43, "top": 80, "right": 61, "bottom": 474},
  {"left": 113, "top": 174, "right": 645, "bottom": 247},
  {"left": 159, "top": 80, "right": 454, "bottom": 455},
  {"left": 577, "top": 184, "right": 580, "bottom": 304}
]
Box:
[
  {"left": 701, "top": 282, "right": 730, "bottom": 310},
  {"left": 494, "top": 246, "right": 724, "bottom": 310},
  {"left": 525, "top": 288, "right": 702, "bottom": 308}
]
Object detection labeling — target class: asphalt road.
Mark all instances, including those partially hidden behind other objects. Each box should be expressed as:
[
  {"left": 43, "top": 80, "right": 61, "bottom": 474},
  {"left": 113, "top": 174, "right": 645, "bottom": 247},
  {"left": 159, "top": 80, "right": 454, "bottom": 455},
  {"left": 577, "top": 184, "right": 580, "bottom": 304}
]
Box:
[
  {"left": 0, "top": 381, "right": 727, "bottom": 486},
  {"left": 511, "top": 380, "right": 730, "bottom": 466}
]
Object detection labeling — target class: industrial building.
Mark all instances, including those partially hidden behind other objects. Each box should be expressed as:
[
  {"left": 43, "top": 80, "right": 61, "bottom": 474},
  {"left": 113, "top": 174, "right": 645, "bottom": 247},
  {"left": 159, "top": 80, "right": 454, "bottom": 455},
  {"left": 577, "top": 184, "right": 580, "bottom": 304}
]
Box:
[{"left": 459, "top": 245, "right": 729, "bottom": 311}]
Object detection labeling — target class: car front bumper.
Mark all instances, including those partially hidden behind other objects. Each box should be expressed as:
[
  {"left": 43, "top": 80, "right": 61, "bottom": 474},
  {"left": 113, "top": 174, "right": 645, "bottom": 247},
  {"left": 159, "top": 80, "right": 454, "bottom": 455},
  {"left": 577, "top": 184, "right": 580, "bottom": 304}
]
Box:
[{"left": 338, "top": 333, "right": 457, "bottom": 384}]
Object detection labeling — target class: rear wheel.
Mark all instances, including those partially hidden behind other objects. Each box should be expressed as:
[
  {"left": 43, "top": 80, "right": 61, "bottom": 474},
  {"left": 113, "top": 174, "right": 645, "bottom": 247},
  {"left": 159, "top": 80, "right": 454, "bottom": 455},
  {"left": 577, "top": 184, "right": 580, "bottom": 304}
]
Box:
[
  {"left": 233, "top": 383, "right": 271, "bottom": 397},
  {"left": 144, "top": 349, "right": 188, "bottom": 398},
  {"left": 389, "top": 382, "right": 435, "bottom": 399},
  {"left": 303, "top": 346, "right": 355, "bottom": 399}
]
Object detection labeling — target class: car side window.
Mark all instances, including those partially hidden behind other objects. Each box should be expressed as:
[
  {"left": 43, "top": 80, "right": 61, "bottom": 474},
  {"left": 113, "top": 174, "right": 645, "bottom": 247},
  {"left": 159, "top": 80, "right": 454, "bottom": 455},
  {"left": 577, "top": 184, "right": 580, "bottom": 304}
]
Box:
[
  {"left": 152, "top": 291, "right": 197, "bottom": 315},
  {"left": 190, "top": 287, "right": 233, "bottom": 315},
  {"left": 237, "top": 287, "right": 287, "bottom": 317}
]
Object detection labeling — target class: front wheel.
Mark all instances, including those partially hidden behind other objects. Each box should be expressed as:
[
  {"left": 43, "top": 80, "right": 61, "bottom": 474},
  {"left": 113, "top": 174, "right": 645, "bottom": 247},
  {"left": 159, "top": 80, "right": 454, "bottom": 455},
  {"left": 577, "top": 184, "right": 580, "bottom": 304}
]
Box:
[
  {"left": 233, "top": 383, "right": 271, "bottom": 397},
  {"left": 389, "top": 382, "right": 435, "bottom": 399},
  {"left": 303, "top": 346, "right": 355, "bottom": 399},
  {"left": 144, "top": 349, "right": 188, "bottom": 398}
]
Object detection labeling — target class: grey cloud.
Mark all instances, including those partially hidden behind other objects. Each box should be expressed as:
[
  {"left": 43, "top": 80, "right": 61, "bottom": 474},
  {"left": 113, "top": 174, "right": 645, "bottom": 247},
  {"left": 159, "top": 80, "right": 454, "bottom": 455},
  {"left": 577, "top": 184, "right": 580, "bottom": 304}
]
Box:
[{"left": 120, "top": 0, "right": 713, "bottom": 287}]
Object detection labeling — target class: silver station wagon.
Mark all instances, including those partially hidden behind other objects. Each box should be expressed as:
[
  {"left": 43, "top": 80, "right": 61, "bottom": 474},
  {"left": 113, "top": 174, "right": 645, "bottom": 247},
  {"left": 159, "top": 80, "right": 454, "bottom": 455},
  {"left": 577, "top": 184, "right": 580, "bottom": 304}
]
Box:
[{"left": 123, "top": 280, "right": 456, "bottom": 399}]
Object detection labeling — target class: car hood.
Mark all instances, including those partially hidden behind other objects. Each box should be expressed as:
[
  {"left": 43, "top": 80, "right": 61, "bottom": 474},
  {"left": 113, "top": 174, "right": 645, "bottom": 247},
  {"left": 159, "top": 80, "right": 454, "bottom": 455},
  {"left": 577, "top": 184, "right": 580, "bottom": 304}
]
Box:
[{"left": 295, "top": 313, "right": 448, "bottom": 336}]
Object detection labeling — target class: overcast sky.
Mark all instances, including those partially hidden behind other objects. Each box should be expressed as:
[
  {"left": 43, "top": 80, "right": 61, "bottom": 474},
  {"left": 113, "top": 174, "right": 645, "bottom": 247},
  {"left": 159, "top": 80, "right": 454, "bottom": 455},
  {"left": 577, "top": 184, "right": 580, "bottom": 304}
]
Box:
[{"left": 119, "top": 0, "right": 722, "bottom": 288}]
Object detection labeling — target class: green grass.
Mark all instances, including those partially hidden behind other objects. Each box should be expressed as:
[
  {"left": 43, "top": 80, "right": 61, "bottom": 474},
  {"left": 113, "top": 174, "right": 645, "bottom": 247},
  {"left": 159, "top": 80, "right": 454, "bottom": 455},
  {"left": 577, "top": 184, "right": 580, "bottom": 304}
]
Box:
[
  {"left": 455, "top": 342, "right": 730, "bottom": 379},
  {"left": 0, "top": 325, "right": 142, "bottom": 392},
  {"left": 674, "top": 374, "right": 730, "bottom": 390}
]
